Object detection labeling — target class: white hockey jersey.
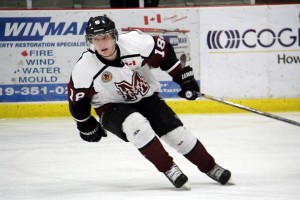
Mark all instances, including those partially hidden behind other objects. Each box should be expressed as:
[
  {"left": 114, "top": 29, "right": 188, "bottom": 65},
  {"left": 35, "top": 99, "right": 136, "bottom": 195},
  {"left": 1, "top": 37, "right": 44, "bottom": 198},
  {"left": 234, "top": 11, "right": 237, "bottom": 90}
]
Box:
[{"left": 68, "top": 30, "right": 182, "bottom": 118}]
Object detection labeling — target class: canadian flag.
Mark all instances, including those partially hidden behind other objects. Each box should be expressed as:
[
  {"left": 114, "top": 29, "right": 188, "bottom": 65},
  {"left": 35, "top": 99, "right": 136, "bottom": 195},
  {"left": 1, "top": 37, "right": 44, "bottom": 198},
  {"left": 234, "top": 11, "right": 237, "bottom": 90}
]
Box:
[
  {"left": 125, "top": 60, "right": 136, "bottom": 66},
  {"left": 144, "top": 14, "right": 162, "bottom": 25}
]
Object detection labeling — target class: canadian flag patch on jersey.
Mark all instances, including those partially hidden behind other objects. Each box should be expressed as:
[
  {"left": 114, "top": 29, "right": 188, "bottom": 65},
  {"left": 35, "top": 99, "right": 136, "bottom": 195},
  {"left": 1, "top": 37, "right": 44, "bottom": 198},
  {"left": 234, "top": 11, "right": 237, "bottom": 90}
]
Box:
[{"left": 115, "top": 72, "right": 150, "bottom": 101}]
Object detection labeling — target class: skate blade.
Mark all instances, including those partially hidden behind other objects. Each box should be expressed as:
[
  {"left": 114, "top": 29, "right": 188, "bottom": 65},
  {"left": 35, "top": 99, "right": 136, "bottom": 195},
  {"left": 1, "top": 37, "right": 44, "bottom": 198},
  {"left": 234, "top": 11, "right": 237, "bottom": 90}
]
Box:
[
  {"left": 180, "top": 182, "right": 191, "bottom": 190},
  {"left": 226, "top": 177, "right": 235, "bottom": 185}
]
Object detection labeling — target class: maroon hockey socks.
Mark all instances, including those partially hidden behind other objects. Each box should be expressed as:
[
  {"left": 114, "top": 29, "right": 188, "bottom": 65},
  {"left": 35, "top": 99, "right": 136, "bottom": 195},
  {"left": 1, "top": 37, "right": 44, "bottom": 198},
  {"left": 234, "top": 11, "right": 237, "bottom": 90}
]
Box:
[
  {"left": 184, "top": 140, "right": 216, "bottom": 173},
  {"left": 139, "top": 137, "right": 173, "bottom": 173}
]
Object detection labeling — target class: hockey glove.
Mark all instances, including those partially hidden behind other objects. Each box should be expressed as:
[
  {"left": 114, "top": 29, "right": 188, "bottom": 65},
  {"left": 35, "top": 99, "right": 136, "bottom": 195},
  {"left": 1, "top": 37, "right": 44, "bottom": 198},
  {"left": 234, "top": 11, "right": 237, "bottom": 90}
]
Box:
[
  {"left": 173, "top": 66, "right": 200, "bottom": 100},
  {"left": 77, "top": 116, "right": 107, "bottom": 142}
]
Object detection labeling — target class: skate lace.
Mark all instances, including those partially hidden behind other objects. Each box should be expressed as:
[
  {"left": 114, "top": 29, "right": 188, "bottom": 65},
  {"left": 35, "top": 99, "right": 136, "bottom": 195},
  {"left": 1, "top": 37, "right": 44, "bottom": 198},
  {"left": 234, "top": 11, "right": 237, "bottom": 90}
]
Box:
[{"left": 165, "top": 164, "right": 182, "bottom": 182}]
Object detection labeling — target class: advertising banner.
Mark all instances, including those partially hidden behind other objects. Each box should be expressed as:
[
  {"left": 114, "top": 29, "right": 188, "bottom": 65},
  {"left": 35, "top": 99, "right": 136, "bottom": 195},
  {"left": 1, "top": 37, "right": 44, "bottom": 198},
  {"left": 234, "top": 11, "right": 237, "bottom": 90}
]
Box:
[
  {"left": 199, "top": 5, "right": 300, "bottom": 98},
  {"left": 1, "top": 5, "right": 299, "bottom": 103},
  {"left": 0, "top": 8, "right": 199, "bottom": 102}
]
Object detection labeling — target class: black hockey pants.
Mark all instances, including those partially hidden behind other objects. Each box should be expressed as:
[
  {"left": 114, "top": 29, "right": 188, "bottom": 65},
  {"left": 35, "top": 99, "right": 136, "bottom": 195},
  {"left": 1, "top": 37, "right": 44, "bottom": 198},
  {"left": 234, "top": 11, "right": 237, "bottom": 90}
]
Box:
[{"left": 100, "top": 93, "right": 183, "bottom": 141}]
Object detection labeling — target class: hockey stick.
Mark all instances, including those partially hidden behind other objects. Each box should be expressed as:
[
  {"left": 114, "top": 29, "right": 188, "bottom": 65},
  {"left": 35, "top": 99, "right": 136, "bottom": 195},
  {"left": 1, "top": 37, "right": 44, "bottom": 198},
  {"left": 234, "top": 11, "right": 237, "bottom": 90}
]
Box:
[{"left": 197, "top": 92, "right": 300, "bottom": 127}]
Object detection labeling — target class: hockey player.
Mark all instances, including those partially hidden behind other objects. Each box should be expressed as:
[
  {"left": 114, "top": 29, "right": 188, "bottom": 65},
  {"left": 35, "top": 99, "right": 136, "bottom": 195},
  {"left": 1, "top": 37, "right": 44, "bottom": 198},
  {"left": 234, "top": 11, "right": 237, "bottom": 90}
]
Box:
[{"left": 68, "top": 15, "right": 231, "bottom": 189}]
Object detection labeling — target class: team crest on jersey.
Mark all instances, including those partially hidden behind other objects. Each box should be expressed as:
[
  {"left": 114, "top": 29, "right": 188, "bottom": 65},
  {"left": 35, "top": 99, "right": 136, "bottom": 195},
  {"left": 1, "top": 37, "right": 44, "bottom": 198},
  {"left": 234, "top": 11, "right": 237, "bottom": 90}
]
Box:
[
  {"left": 115, "top": 72, "right": 150, "bottom": 101},
  {"left": 102, "top": 71, "right": 112, "bottom": 82}
]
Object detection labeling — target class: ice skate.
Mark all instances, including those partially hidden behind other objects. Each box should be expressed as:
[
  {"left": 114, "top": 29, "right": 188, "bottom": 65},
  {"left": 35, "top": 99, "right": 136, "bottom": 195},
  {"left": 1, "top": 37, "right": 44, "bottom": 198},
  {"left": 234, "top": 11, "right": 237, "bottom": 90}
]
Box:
[
  {"left": 165, "top": 163, "right": 190, "bottom": 190},
  {"left": 206, "top": 164, "right": 232, "bottom": 185}
]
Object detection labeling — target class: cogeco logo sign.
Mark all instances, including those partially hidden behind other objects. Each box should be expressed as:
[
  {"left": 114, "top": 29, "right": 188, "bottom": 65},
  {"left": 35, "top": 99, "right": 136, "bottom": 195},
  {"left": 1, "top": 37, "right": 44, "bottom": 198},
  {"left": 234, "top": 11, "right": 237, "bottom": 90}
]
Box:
[
  {"left": 207, "top": 28, "right": 300, "bottom": 49},
  {"left": 0, "top": 17, "right": 87, "bottom": 41}
]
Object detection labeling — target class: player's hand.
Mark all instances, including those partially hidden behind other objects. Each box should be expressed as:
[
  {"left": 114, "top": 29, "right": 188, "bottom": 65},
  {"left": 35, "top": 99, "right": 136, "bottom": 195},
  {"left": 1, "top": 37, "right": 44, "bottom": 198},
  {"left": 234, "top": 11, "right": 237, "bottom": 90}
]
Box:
[
  {"left": 77, "top": 116, "right": 107, "bottom": 142},
  {"left": 173, "top": 66, "right": 200, "bottom": 100}
]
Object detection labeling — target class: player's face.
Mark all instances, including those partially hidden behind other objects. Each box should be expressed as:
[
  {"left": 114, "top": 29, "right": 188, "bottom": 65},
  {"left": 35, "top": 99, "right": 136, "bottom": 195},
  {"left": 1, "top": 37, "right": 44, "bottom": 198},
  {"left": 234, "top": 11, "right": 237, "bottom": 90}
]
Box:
[{"left": 92, "top": 34, "right": 116, "bottom": 58}]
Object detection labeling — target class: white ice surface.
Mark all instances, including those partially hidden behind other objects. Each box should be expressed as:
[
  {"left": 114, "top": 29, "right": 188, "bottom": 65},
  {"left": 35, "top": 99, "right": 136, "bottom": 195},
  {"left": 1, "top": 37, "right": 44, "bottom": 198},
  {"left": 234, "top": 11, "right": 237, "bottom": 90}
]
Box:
[{"left": 1, "top": 113, "right": 300, "bottom": 200}]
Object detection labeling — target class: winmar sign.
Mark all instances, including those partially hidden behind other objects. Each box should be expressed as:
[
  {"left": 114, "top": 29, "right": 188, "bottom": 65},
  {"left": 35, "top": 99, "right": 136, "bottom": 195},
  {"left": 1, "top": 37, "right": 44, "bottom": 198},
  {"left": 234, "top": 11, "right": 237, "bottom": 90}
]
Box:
[
  {"left": 207, "top": 28, "right": 300, "bottom": 49},
  {"left": 0, "top": 17, "right": 87, "bottom": 41}
]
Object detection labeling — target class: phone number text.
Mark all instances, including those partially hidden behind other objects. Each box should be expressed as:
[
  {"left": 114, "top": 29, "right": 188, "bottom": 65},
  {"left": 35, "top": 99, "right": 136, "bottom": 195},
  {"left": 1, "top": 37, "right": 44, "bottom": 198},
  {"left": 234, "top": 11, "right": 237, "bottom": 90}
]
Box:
[{"left": 0, "top": 86, "right": 67, "bottom": 96}]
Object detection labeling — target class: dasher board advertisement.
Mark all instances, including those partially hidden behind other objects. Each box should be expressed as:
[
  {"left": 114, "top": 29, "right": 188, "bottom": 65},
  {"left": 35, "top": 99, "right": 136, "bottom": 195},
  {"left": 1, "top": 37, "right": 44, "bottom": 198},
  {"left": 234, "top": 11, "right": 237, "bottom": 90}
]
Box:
[
  {"left": 199, "top": 5, "right": 300, "bottom": 98},
  {"left": 0, "top": 8, "right": 199, "bottom": 102},
  {"left": 1, "top": 5, "right": 299, "bottom": 103}
]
